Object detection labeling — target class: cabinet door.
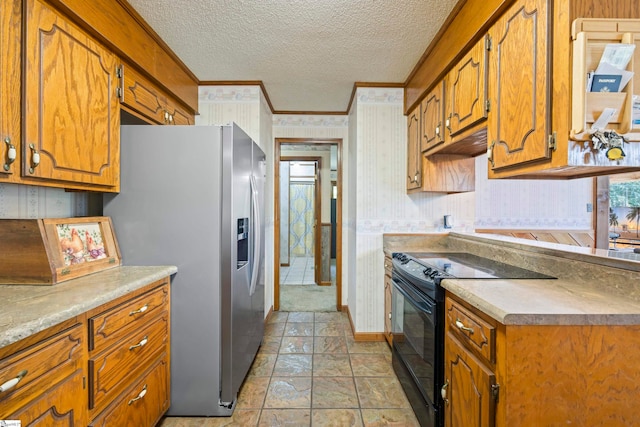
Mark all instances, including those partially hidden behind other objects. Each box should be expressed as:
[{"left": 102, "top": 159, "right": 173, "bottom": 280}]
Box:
[
  {"left": 444, "top": 332, "right": 496, "bottom": 427},
  {"left": 23, "top": 0, "right": 120, "bottom": 190},
  {"left": 421, "top": 81, "right": 445, "bottom": 152},
  {"left": 446, "top": 36, "right": 489, "bottom": 138},
  {"left": 7, "top": 369, "right": 88, "bottom": 426},
  {"left": 0, "top": 0, "right": 21, "bottom": 180},
  {"left": 407, "top": 106, "right": 422, "bottom": 191},
  {"left": 487, "top": 0, "right": 551, "bottom": 171}
]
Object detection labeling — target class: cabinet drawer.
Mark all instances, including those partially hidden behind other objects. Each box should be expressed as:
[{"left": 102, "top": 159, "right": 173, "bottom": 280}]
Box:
[
  {"left": 90, "top": 354, "right": 169, "bottom": 427},
  {"left": 445, "top": 298, "right": 495, "bottom": 364},
  {"left": 0, "top": 324, "right": 83, "bottom": 415},
  {"left": 89, "top": 282, "right": 169, "bottom": 352},
  {"left": 89, "top": 313, "right": 168, "bottom": 411}
]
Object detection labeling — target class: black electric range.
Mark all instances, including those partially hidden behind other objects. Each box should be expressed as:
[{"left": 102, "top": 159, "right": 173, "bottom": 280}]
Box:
[
  {"left": 391, "top": 251, "right": 553, "bottom": 300},
  {"left": 390, "top": 252, "right": 554, "bottom": 427}
]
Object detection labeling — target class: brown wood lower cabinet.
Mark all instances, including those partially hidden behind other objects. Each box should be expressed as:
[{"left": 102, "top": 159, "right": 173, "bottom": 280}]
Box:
[
  {"left": 88, "top": 279, "right": 171, "bottom": 424},
  {"left": 0, "top": 322, "right": 87, "bottom": 426},
  {"left": 444, "top": 332, "right": 496, "bottom": 427},
  {"left": 383, "top": 254, "right": 393, "bottom": 345},
  {"left": 0, "top": 277, "right": 171, "bottom": 426},
  {"left": 445, "top": 291, "right": 640, "bottom": 426},
  {"left": 89, "top": 354, "right": 169, "bottom": 427}
]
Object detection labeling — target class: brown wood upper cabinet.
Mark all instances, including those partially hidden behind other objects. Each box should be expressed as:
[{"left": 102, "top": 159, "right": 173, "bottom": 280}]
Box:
[
  {"left": 487, "top": 0, "right": 640, "bottom": 179},
  {"left": 420, "top": 81, "right": 446, "bottom": 153},
  {"left": 443, "top": 36, "right": 489, "bottom": 152},
  {"left": 0, "top": 0, "right": 21, "bottom": 183},
  {"left": 486, "top": 0, "right": 551, "bottom": 175},
  {"left": 121, "top": 64, "right": 194, "bottom": 126},
  {"left": 407, "top": 101, "right": 476, "bottom": 194},
  {"left": 23, "top": 0, "right": 120, "bottom": 192},
  {"left": 407, "top": 106, "right": 422, "bottom": 191},
  {"left": 421, "top": 36, "right": 489, "bottom": 157}
]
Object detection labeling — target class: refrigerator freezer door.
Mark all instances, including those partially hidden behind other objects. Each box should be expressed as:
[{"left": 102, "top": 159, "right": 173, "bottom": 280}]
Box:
[{"left": 220, "top": 124, "right": 264, "bottom": 404}]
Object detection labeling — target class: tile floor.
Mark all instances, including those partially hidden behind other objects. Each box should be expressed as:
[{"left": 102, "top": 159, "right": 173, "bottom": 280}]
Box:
[
  {"left": 157, "top": 311, "right": 420, "bottom": 426},
  {"left": 280, "top": 256, "right": 316, "bottom": 285}
]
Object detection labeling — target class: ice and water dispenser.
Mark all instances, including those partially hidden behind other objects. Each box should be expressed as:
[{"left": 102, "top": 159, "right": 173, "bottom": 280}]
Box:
[{"left": 237, "top": 218, "right": 249, "bottom": 268}]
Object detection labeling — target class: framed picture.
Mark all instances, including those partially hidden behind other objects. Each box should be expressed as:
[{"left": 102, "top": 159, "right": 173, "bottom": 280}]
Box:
[
  {"left": 39, "top": 216, "right": 121, "bottom": 282},
  {"left": 0, "top": 216, "right": 121, "bottom": 285}
]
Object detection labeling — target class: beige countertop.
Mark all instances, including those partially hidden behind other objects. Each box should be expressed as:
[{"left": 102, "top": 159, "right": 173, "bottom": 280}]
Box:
[
  {"left": 384, "top": 232, "right": 640, "bottom": 326},
  {"left": 0, "top": 265, "right": 177, "bottom": 349},
  {"left": 441, "top": 278, "right": 640, "bottom": 325}
]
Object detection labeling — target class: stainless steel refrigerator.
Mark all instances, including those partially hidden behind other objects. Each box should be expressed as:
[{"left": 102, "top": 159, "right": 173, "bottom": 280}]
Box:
[{"left": 103, "top": 123, "right": 266, "bottom": 416}]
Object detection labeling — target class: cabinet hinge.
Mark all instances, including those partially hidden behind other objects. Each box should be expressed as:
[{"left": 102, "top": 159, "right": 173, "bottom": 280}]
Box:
[
  {"left": 116, "top": 64, "right": 125, "bottom": 103},
  {"left": 548, "top": 131, "right": 557, "bottom": 151},
  {"left": 491, "top": 383, "right": 500, "bottom": 402},
  {"left": 83, "top": 376, "right": 86, "bottom": 390},
  {"left": 485, "top": 34, "right": 492, "bottom": 51},
  {"left": 485, "top": 99, "right": 491, "bottom": 113}
]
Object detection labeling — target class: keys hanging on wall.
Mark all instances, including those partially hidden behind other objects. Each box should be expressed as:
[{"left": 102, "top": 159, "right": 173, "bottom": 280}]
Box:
[{"left": 590, "top": 130, "right": 627, "bottom": 161}]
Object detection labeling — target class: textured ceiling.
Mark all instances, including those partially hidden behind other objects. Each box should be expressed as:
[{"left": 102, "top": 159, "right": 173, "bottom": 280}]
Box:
[{"left": 126, "top": 0, "right": 458, "bottom": 112}]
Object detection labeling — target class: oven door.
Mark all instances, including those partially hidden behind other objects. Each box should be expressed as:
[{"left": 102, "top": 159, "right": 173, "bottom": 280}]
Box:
[{"left": 392, "top": 274, "right": 438, "bottom": 405}]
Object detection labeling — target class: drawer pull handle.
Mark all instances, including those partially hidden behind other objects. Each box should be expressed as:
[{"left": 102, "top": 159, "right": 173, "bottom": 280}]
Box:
[
  {"left": 0, "top": 370, "right": 28, "bottom": 392},
  {"left": 129, "top": 336, "right": 148, "bottom": 350},
  {"left": 129, "top": 304, "right": 149, "bottom": 316},
  {"left": 441, "top": 379, "right": 449, "bottom": 404},
  {"left": 128, "top": 384, "right": 147, "bottom": 405},
  {"left": 455, "top": 319, "right": 474, "bottom": 334}
]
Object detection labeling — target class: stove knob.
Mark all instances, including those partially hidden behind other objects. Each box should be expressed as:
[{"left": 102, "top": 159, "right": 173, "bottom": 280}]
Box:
[
  {"left": 430, "top": 272, "right": 439, "bottom": 279},
  {"left": 423, "top": 268, "right": 432, "bottom": 276}
]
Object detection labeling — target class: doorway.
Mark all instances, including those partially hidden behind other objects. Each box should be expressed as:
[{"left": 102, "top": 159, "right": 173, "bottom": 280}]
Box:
[{"left": 274, "top": 138, "right": 342, "bottom": 312}]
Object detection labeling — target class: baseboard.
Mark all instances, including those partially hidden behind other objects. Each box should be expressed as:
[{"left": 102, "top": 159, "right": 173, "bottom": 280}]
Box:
[
  {"left": 319, "top": 281, "right": 332, "bottom": 286},
  {"left": 264, "top": 305, "right": 274, "bottom": 323},
  {"left": 343, "top": 305, "right": 385, "bottom": 342}
]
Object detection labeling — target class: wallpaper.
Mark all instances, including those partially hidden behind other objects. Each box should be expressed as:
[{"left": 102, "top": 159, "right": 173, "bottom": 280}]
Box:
[{"left": 0, "top": 183, "right": 88, "bottom": 219}]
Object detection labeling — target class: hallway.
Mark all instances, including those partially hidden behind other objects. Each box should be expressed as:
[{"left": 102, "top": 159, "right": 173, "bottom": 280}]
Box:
[
  {"left": 279, "top": 257, "right": 337, "bottom": 312},
  {"left": 158, "top": 311, "right": 419, "bottom": 426}
]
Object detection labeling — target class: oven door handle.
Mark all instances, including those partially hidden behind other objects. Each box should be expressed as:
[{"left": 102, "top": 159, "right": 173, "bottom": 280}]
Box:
[{"left": 393, "top": 278, "right": 434, "bottom": 315}]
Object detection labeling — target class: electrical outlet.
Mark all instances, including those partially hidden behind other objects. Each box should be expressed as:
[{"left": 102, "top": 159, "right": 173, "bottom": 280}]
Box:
[{"left": 586, "top": 203, "right": 593, "bottom": 212}]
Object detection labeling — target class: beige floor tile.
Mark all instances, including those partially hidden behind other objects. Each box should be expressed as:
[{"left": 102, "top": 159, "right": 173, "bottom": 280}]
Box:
[
  {"left": 287, "top": 312, "right": 315, "bottom": 322},
  {"left": 158, "top": 410, "right": 260, "bottom": 426},
  {"left": 260, "top": 336, "right": 283, "bottom": 354},
  {"left": 360, "top": 408, "right": 421, "bottom": 426},
  {"left": 237, "top": 376, "right": 270, "bottom": 409},
  {"left": 280, "top": 336, "right": 314, "bottom": 354},
  {"left": 314, "top": 336, "right": 348, "bottom": 353},
  {"left": 264, "top": 377, "right": 312, "bottom": 409},
  {"left": 312, "top": 377, "right": 359, "bottom": 408},
  {"left": 265, "top": 322, "right": 287, "bottom": 337},
  {"left": 311, "top": 409, "right": 364, "bottom": 427},
  {"left": 355, "top": 377, "right": 411, "bottom": 409},
  {"left": 258, "top": 409, "right": 311, "bottom": 426},
  {"left": 273, "top": 354, "right": 313, "bottom": 376},
  {"left": 284, "top": 322, "right": 314, "bottom": 336},
  {"left": 350, "top": 354, "right": 394, "bottom": 377},
  {"left": 314, "top": 322, "right": 344, "bottom": 336},
  {"left": 314, "top": 312, "right": 348, "bottom": 323},
  {"left": 268, "top": 311, "right": 289, "bottom": 324},
  {"left": 347, "top": 338, "right": 392, "bottom": 355},
  {"left": 313, "top": 354, "right": 353, "bottom": 377},
  {"left": 248, "top": 353, "right": 278, "bottom": 377}
]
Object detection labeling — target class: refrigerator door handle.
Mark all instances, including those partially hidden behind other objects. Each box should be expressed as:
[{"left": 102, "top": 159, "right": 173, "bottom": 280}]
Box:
[{"left": 249, "top": 174, "right": 261, "bottom": 296}]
